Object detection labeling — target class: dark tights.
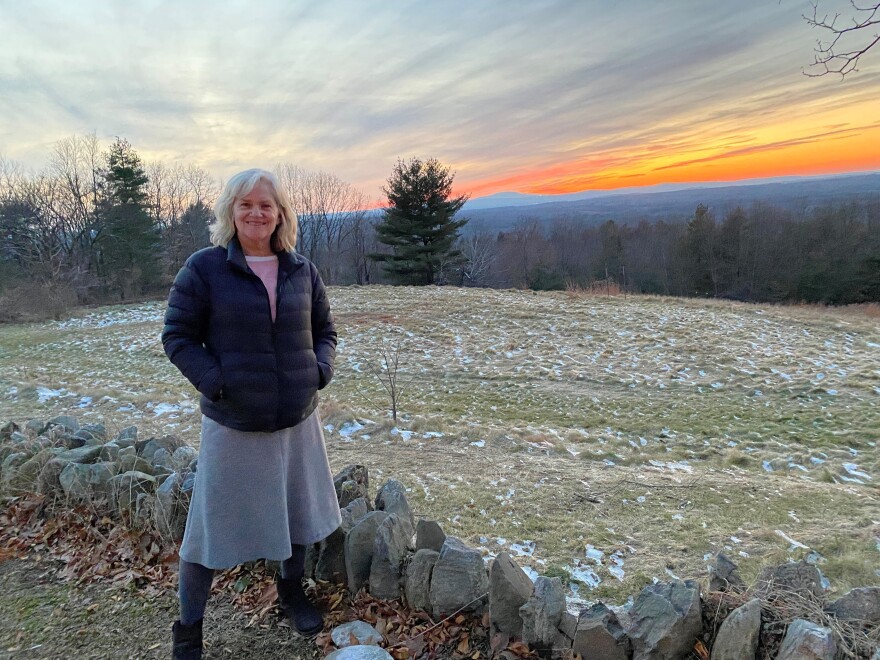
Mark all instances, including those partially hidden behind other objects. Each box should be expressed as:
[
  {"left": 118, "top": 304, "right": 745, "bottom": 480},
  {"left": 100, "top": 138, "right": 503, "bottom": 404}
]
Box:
[{"left": 178, "top": 544, "right": 307, "bottom": 625}]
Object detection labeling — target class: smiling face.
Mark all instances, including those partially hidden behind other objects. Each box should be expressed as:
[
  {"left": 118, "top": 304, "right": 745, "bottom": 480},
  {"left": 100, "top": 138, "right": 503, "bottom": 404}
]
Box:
[{"left": 232, "top": 180, "right": 281, "bottom": 255}]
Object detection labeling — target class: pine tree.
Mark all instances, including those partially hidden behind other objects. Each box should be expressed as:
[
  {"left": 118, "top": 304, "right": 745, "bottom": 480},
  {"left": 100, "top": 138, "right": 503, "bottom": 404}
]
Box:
[
  {"left": 372, "top": 157, "right": 468, "bottom": 285},
  {"left": 94, "top": 138, "right": 161, "bottom": 299}
]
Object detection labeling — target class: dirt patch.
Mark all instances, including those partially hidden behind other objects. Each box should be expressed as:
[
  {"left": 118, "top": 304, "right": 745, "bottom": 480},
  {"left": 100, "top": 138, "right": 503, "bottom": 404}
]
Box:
[{"left": 0, "top": 558, "right": 320, "bottom": 660}]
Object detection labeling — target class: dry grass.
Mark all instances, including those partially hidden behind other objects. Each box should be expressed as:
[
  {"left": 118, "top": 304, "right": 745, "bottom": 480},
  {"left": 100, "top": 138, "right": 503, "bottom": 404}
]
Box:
[{"left": 1, "top": 287, "right": 878, "bottom": 607}]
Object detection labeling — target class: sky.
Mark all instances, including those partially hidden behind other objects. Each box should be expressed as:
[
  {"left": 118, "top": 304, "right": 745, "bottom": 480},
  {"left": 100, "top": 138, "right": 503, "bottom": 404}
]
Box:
[{"left": 1, "top": 0, "right": 879, "bottom": 203}]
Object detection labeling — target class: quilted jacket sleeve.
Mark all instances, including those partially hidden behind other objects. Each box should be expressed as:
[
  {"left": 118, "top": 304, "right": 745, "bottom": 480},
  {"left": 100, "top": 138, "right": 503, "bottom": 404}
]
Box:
[
  {"left": 310, "top": 263, "right": 337, "bottom": 390},
  {"left": 162, "top": 257, "right": 224, "bottom": 401}
]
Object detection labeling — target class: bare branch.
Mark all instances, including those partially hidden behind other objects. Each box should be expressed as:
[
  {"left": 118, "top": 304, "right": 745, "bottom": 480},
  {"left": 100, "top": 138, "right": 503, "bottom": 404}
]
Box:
[{"left": 804, "top": 0, "right": 880, "bottom": 77}]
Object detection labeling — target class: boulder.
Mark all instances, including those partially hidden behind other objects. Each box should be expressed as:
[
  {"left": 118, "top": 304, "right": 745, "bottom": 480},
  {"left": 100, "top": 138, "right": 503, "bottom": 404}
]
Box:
[
  {"left": 37, "top": 458, "right": 69, "bottom": 495},
  {"left": 375, "top": 479, "right": 415, "bottom": 537},
  {"left": 110, "top": 471, "right": 156, "bottom": 516},
  {"left": 755, "top": 561, "right": 825, "bottom": 598},
  {"left": 325, "top": 647, "right": 393, "bottom": 660},
  {"left": 117, "top": 453, "right": 155, "bottom": 476},
  {"left": 776, "top": 619, "right": 836, "bottom": 660},
  {"left": 172, "top": 446, "right": 197, "bottom": 470},
  {"left": 151, "top": 448, "right": 174, "bottom": 471},
  {"left": 710, "top": 598, "right": 761, "bottom": 660},
  {"left": 115, "top": 426, "right": 138, "bottom": 444},
  {"left": 572, "top": 602, "right": 632, "bottom": 660},
  {"left": 46, "top": 415, "right": 79, "bottom": 433},
  {"left": 370, "top": 514, "right": 410, "bottom": 600},
  {"left": 429, "top": 536, "right": 490, "bottom": 619},
  {"left": 59, "top": 462, "right": 116, "bottom": 501},
  {"left": 489, "top": 552, "right": 534, "bottom": 636},
  {"left": 315, "top": 526, "right": 347, "bottom": 584},
  {"left": 1, "top": 421, "right": 20, "bottom": 440},
  {"left": 345, "top": 511, "right": 389, "bottom": 594},
  {"left": 826, "top": 587, "right": 880, "bottom": 624},
  {"left": 519, "top": 576, "right": 565, "bottom": 649},
  {"left": 330, "top": 620, "right": 383, "bottom": 647},
  {"left": 553, "top": 611, "right": 577, "bottom": 657},
  {"left": 334, "top": 464, "right": 370, "bottom": 508},
  {"left": 79, "top": 423, "right": 107, "bottom": 441},
  {"left": 708, "top": 553, "right": 745, "bottom": 592},
  {"left": 405, "top": 549, "right": 439, "bottom": 612},
  {"left": 55, "top": 444, "right": 103, "bottom": 464},
  {"left": 98, "top": 442, "right": 121, "bottom": 462},
  {"left": 23, "top": 420, "right": 44, "bottom": 436},
  {"left": 136, "top": 435, "right": 184, "bottom": 461},
  {"left": 415, "top": 519, "right": 446, "bottom": 552},
  {"left": 629, "top": 580, "right": 701, "bottom": 660},
  {"left": 3, "top": 449, "right": 52, "bottom": 493},
  {"left": 341, "top": 497, "right": 370, "bottom": 531},
  {"left": 156, "top": 472, "right": 189, "bottom": 540}
]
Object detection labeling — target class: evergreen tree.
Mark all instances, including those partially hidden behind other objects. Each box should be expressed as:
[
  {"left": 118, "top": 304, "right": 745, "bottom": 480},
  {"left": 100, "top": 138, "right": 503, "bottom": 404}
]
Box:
[
  {"left": 94, "top": 138, "right": 161, "bottom": 299},
  {"left": 372, "top": 157, "right": 468, "bottom": 285}
]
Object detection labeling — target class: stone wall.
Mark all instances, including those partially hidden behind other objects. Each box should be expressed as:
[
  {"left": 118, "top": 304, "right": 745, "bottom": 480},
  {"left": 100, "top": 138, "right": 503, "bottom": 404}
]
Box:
[{"left": 2, "top": 417, "right": 877, "bottom": 659}]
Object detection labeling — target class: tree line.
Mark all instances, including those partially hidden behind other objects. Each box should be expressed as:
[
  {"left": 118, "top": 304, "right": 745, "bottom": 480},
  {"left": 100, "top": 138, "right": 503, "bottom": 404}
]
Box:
[{"left": 1, "top": 135, "right": 878, "bottom": 322}]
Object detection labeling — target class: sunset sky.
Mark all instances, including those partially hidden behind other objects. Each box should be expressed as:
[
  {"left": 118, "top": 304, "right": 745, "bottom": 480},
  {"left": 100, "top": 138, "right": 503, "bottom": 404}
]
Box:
[{"left": 1, "top": 0, "right": 878, "bottom": 202}]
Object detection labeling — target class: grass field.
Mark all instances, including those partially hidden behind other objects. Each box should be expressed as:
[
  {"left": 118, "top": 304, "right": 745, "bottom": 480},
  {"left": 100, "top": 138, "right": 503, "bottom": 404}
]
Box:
[{"left": 1, "top": 286, "right": 878, "bottom": 606}]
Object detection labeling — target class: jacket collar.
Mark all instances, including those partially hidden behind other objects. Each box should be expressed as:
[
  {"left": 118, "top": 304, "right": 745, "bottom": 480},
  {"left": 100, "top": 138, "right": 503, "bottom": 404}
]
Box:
[{"left": 226, "top": 235, "right": 306, "bottom": 277}]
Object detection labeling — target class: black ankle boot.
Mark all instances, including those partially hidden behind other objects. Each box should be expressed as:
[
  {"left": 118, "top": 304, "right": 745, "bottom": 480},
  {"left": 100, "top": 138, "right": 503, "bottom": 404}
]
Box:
[
  {"left": 276, "top": 577, "right": 323, "bottom": 637},
  {"left": 172, "top": 618, "right": 203, "bottom": 660}
]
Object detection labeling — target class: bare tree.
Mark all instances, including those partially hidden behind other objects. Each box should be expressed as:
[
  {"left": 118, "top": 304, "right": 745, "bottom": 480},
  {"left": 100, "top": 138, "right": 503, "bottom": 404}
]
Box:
[
  {"left": 805, "top": 1, "right": 880, "bottom": 76},
  {"left": 459, "top": 231, "right": 496, "bottom": 286},
  {"left": 359, "top": 339, "right": 415, "bottom": 423}
]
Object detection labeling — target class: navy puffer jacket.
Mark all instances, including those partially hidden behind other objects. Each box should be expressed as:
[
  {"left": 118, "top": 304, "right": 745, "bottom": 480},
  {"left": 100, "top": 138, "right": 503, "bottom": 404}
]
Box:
[{"left": 162, "top": 237, "right": 337, "bottom": 432}]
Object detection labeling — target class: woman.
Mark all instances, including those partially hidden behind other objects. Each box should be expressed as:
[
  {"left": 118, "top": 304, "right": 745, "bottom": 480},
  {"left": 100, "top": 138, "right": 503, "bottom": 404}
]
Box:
[{"left": 162, "top": 168, "right": 341, "bottom": 659}]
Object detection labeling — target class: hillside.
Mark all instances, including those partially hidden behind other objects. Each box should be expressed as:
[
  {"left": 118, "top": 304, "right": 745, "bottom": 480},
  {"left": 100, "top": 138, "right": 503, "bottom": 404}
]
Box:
[
  {"left": 0, "top": 287, "right": 878, "bottom": 606},
  {"left": 462, "top": 172, "right": 880, "bottom": 232}
]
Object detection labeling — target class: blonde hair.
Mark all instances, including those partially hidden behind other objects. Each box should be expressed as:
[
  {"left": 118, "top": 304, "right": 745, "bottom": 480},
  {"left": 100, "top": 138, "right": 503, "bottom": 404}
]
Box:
[{"left": 210, "top": 168, "right": 298, "bottom": 252}]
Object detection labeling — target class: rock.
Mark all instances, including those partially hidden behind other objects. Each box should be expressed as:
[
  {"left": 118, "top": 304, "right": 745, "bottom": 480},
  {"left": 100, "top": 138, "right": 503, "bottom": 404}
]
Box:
[
  {"left": 519, "top": 576, "right": 565, "bottom": 649},
  {"left": 429, "top": 536, "right": 490, "bottom": 619},
  {"left": 115, "top": 426, "right": 138, "bottom": 444},
  {"left": 181, "top": 471, "right": 196, "bottom": 492},
  {"left": 553, "top": 612, "right": 578, "bottom": 658},
  {"left": 37, "top": 458, "right": 69, "bottom": 495},
  {"left": 59, "top": 462, "right": 116, "bottom": 501},
  {"left": 1, "top": 453, "right": 28, "bottom": 488},
  {"left": 110, "top": 471, "right": 156, "bottom": 515},
  {"left": 136, "top": 435, "right": 184, "bottom": 461},
  {"left": 55, "top": 444, "right": 103, "bottom": 464},
  {"left": 134, "top": 492, "right": 156, "bottom": 528},
  {"left": 345, "top": 511, "right": 389, "bottom": 594},
  {"left": 1, "top": 421, "right": 20, "bottom": 440},
  {"left": 325, "top": 646, "right": 393, "bottom": 660},
  {"left": 3, "top": 449, "right": 52, "bottom": 493},
  {"left": 826, "top": 587, "right": 880, "bottom": 624},
  {"left": 151, "top": 447, "right": 174, "bottom": 470},
  {"left": 573, "top": 603, "right": 631, "bottom": 660},
  {"left": 46, "top": 415, "right": 79, "bottom": 433},
  {"left": 156, "top": 472, "right": 188, "bottom": 540},
  {"left": 415, "top": 519, "right": 446, "bottom": 552},
  {"left": 489, "top": 551, "right": 534, "bottom": 636},
  {"left": 334, "top": 464, "right": 370, "bottom": 508},
  {"left": 98, "top": 442, "right": 121, "bottom": 462},
  {"left": 629, "top": 580, "right": 701, "bottom": 660},
  {"left": 24, "top": 419, "right": 44, "bottom": 436},
  {"left": 72, "top": 428, "right": 102, "bottom": 446},
  {"left": 370, "top": 514, "right": 411, "bottom": 600},
  {"left": 315, "top": 526, "right": 347, "bottom": 583},
  {"left": 776, "top": 619, "right": 836, "bottom": 660},
  {"left": 756, "top": 561, "right": 825, "bottom": 598},
  {"left": 117, "top": 453, "right": 155, "bottom": 476},
  {"left": 330, "top": 620, "right": 383, "bottom": 647},
  {"left": 171, "top": 445, "right": 197, "bottom": 470},
  {"left": 711, "top": 598, "right": 761, "bottom": 660},
  {"left": 375, "top": 480, "right": 414, "bottom": 534},
  {"left": 79, "top": 423, "right": 107, "bottom": 441},
  {"left": 341, "top": 497, "right": 370, "bottom": 531},
  {"left": 708, "top": 553, "right": 745, "bottom": 592},
  {"left": 405, "top": 549, "right": 439, "bottom": 612},
  {"left": 9, "top": 431, "right": 29, "bottom": 444}
]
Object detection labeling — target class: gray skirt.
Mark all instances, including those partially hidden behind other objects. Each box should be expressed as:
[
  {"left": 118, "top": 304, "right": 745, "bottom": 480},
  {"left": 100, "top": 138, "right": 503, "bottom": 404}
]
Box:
[{"left": 179, "top": 410, "right": 342, "bottom": 569}]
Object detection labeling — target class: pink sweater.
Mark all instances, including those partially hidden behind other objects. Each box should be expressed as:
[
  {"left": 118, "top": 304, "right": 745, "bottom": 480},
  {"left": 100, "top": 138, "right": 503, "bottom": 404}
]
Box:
[{"left": 245, "top": 255, "right": 279, "bottom": 321}]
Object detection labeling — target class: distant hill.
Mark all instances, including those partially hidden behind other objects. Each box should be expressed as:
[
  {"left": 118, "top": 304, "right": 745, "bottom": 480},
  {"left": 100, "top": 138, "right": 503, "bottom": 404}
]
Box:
[{"left": 461, "top": 172, "right": 880, "bottom": 233}]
